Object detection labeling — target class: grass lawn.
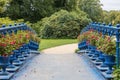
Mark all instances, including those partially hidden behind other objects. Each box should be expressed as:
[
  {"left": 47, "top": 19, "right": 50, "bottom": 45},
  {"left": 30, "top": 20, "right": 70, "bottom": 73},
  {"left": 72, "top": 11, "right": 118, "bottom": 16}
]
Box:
[{"left": 39, "top": 39, "right": 77, "bottom": 51}]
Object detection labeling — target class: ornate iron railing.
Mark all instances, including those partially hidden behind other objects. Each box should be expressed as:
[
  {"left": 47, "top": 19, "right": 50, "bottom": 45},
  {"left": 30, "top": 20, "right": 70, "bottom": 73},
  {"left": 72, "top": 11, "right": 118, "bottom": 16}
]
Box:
[
  {"left": 81, "top": 22, "right": 120, "bottom": 68},
  {"left": 0, "top": 23, "right": 36, "bottom": 35}
]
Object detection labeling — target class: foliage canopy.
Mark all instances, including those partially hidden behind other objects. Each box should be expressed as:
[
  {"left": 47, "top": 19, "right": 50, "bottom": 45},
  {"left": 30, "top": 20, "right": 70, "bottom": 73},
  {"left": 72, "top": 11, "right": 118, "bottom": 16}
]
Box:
[{"left": 32, "top": 10, "right": 91, "bottom": 39}]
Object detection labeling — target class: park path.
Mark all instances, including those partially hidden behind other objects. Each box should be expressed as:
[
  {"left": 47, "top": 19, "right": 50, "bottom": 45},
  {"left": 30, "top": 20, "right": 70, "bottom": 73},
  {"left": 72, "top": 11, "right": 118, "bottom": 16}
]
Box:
[{"left": 11, "top": 43, "right": 105, "bottom": 80}]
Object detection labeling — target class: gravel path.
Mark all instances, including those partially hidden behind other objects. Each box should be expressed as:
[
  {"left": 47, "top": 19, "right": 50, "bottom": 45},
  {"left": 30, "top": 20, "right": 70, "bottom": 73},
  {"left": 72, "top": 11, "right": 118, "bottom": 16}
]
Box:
[{"left": 11, "top": 43, "right": 105, "bottom": 80}]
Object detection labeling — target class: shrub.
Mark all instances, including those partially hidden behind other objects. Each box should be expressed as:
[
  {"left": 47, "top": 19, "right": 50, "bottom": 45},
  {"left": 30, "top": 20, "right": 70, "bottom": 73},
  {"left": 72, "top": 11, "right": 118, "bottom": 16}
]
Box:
[{"left": 32, "top": 10, "right": 91, "bottom": 39}]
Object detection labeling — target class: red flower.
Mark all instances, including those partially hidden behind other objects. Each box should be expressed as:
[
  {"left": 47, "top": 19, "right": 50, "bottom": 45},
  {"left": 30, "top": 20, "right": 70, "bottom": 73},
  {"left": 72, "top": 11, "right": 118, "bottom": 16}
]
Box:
[
  {"left": 0, "top": 43, "right": 7, "bottom": 47},
  {"left": 107, "top": 36, "right": 111, "bottom": 42},
  {"left": 95, "top": 36, "right": 99, "bottom": 40},
  {"left": 90, "top": 29, "right": 94, "bottom": 32},
  {"left": 10, "top": 41, "right": 15, "bottom": 45},
  {"left": 25, "top": 34, "right": 29, "bottom": 39},
  {"left": 91, "top": 35, "right": 95, "bottom": 39},
  {"left": 2, "top": 53, "right": 8, "bottom": 57},
  {"left": 2, "top": 35, "right": 5, "bottom": 38}
]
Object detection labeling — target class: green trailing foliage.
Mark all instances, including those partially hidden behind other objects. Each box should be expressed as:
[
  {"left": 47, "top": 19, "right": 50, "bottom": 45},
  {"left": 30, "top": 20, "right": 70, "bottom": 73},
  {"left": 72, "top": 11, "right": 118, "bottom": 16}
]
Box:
[
  {"left": 113, "top": 68, "right": 120, "bottom": 80},
  {"left": 32, "top": 10, "right": 91, "bottom": 39},
  {"left": 75, "top": 48, "right": 80, "bottom": 53}
]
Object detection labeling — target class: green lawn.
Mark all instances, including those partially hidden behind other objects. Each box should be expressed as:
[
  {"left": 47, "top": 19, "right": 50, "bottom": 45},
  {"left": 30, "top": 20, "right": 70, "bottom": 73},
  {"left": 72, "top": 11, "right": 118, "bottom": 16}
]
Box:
[{"left": 39, "top": 39, "right": 77, "bottom": 51}]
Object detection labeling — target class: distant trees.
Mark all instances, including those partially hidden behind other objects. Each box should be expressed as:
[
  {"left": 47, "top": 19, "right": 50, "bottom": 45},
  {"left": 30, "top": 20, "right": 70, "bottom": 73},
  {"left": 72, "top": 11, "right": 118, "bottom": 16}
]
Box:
[
  {"left": 4, "top": 0, "right": 103, "bottom": 22},
  {"left": 1, "top": 0, "right": 119, "bottom": 25},
  {"left": 5, "top": 0, "right": 55, "bottom": 22},
  {"left": 0, "top": 0, "right": 120, "bottom": 39},
  {"left": 78, "top": 0, "right": 103, "bottom": 22},
  {"left": 54, "top": 0, "right": 76, "bottom": 11},
  {"left": 103, "top": 10, "right": 120, "bottom": 25}
]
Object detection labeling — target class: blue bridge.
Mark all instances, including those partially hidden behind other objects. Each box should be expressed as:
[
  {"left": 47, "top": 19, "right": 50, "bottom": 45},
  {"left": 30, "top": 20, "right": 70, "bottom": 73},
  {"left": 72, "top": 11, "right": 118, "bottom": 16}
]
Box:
[{"left": 0, "top": 22, "right": 119, "bottom": 80}]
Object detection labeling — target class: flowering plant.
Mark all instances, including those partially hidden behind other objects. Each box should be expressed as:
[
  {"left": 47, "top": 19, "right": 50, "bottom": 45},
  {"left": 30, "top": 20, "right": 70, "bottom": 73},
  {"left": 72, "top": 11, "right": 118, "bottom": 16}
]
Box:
[
  {"left": 17, "top": 31, "right": 31, "bottom": 44},
  {"left": 77, "top": 30, "right": 93, "bottom": 43},
  {"left": 0, "top": 30, "right": 40, "bottom": 56},
  {"left": 0, "top": 31, "right": 30, "bottom": 56},
  {"left": 88, "top": 32, "right": 99, "bottom": 46},
  {"left": 0, "top": 40, "right": 6, "bottom": 56},
  {"left": 78, "top": 30, "right": 116, "bottom": 55},
  {"left": 78, "top": 30, "right": 99, "bottom": 46},
  {"left": 0, "top": 34, "right": 15, "bottom": 56},
  {"left": 97, "top": 36, "right": 116, "bottom": 55}
]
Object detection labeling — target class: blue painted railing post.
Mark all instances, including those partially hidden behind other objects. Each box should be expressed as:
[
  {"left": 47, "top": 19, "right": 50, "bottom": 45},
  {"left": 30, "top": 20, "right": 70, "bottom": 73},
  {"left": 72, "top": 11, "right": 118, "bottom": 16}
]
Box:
[
  {"left": 102, "top": 23, "right": 106, "bottom": 38},
  {"left": 116, "top": 24, "right": 120, "bottom": 68},
  {"left": 2, "top": 24, "right": 6, "bottom": 28}
]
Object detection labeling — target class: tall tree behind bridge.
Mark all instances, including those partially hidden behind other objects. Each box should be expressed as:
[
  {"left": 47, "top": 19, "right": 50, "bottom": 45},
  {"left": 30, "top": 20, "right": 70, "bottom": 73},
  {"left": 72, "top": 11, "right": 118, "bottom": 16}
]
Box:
[
  {"left": 78, "top": 0, "right": 103, "bottom": 21},
  {"left": 6, "top": 0, "right": 55, "bottom": 22}
]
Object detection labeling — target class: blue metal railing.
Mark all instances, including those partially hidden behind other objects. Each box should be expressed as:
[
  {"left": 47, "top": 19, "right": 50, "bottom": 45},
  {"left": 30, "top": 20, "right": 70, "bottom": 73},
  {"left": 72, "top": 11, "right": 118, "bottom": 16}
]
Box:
[
  {"left": 0, "top": 23, "right": 36, "bottom": 35},
  {"left": 0, "top": 23, "right": 39, "bottom": 78},
  {"left": 80, "top": 22, "right": 120, "bottom": 68}
]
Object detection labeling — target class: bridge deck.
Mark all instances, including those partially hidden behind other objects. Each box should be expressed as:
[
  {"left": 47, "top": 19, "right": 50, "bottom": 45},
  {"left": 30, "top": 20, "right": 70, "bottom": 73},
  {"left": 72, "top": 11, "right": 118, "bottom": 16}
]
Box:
[{"left": 11, "top": 44, "right": 105, "bottom": 80}]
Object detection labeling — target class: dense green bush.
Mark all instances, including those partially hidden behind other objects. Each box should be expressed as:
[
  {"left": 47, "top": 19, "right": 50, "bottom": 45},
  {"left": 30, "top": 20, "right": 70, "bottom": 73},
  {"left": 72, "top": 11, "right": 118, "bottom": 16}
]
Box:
[{"left": 32, "top": 10, "right": 91, "bottom": 39}]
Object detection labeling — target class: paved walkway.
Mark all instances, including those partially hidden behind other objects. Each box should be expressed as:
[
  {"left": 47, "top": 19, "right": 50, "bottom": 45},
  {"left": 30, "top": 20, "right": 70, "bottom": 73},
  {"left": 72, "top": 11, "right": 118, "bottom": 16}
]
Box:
[
  {"left": 42, "top": 44, "right": 78, "bottom": 54},
  {"left": 11, "top": 43, "right": 105, "bottom": 80}
]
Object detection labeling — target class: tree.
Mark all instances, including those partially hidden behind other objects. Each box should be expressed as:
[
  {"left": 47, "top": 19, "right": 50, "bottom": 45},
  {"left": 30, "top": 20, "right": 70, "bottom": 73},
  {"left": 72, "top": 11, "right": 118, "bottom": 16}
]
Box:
[
  {"left": 102, "top": 10, "right": 120, "bottom": 25},
  {"left": 6, "top": 0, "right": 55, "bottom": 22},
  {"left": 54, "top": 0, "right": 76, "bottom": 11},
  {"left": 5, "top": 0, "right": 80, "bottom": 22},
  {"left": 78, "top": 0, "right": 103, "bottom": 21},
  {"left": 5, "top": 0, "right": 103, "bottom": 22},
  {"left": 0, "top": 0, "right": 11, "bottom": 13}
]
